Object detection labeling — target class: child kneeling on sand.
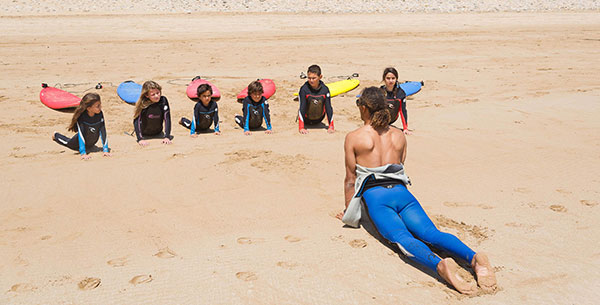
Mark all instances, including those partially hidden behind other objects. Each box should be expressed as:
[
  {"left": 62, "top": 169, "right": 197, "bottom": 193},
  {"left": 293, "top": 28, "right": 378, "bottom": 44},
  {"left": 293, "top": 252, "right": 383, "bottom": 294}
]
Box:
[
  {"left": 297, "top": 64, "right": 334, "bottom": 134},
  {"left": 180, "top": 84, "right": 221, "bottom": 136},
  {"left": 234, "top": 80, "right": 273, "bottom": 135},
  {"left": 133, "top": 81, "right": 173, "bottom": 146}
]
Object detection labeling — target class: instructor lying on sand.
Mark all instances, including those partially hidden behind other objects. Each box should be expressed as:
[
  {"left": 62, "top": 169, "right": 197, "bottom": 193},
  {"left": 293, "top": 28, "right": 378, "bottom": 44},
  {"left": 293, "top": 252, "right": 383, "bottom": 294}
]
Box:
[{"left": 336, "top": 87, "right": 497, "bottom": 294}]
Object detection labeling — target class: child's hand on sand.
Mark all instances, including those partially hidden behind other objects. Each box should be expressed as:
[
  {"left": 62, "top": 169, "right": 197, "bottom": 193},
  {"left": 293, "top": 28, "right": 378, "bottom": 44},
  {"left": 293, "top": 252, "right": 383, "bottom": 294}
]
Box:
[
  {"left": 138, "top": 140, "right": 149, "bottom": 147},
  {"left": 327, "top": 127, "right": 335, "bottom": 134},
  {"left": 214, "top": 131, "right": 221, "bottom": 136},
  {"left": 81, "top": 154, "right": 92, "bottom": 161},
  {"left": 403, "top": 129, "right": 412, "bottom": 135},
  {"left": 162, "top": 138, "right": 172, "bottom": 144},
  {"left": 191, "top": 134, "right": 198, "bottom": 138},
  {"left": 265, "top": 129, "right": 273, "bottom": 135},
  {"left": 299, "top": 128, "right": 309, "bottom": 134},
  {"left": 103, "top": 152, "right": 112, "bottom": 157},
  {"left": 244, "top": 131, "right": 252, "bottom": 136}
]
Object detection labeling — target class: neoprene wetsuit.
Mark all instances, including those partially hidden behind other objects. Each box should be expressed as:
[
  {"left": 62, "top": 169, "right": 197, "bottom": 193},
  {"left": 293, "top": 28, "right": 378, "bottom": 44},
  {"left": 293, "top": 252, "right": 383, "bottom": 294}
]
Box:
[
  {"left": 180, "top": 100, "right": 220, "bottom": 133},
  {"left": 133, "top": 96, "right": 172, "bottom": 141},
  {"left": 298, "top": 80, "right": 334, "bottom": 130},
  {"left": 235, "top": 96, "right": 272, "bottom": 132},
  {"left": 53, "top": 111, "right": 109, "bottom": 155},
  {"left": 381, "top": 84, "right": 408, "bottom": 130},
  {"left": 361, "top": 177, "right": 475, "bottom": 272}
]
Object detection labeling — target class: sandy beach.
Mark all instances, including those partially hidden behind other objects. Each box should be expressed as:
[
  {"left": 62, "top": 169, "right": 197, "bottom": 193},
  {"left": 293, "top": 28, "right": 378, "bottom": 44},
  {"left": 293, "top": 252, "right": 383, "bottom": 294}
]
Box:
[{"left": 1, "top": 5, "right": 600, "bottom": 305}]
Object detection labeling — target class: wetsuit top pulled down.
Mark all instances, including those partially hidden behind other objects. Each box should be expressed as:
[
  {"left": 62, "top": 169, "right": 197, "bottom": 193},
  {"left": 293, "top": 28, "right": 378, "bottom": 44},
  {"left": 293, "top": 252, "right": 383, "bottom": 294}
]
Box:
[
  {"left": 298, "top": 80, "right": 334, "bottom": 130},
  {"left": 241, "top": 96, "right": 272, "bottom": 132},
  {"left": 75, "top": 111, "right": 109, "bottom": 155},
  {"left": 191, "top": 100, "right": 219, "bottom": 133},
  {"left": 380, "top": 84, "right": 408, "bottom": 130},
  {"left": 133, "top": 96, "right": 172, "bottom": 141}
]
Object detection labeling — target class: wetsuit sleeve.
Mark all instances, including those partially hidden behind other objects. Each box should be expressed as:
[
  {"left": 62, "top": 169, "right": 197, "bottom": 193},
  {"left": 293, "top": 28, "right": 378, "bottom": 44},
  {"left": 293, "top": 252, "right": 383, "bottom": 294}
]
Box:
[
  {"left": 163, "top": 98, "right": 172, "bottom": 138},
  {"left": 76, "top": 121, "right": 86, "bottom": 155},
  {"left": 133, "top": 115, "right": 143, "bottom": 142},
  {"left": 243, "top": 98, "right": 250, "bottom": 132},
  {"left": 263, "top": 100, "right": 272, "bottom": 130},
  {"left": 213, "top": 103, "right": 220, "bottom": 133},
  {"left": 324, "top": 88, "right": 334, "bottom": 129},
  {"left": 191, "top": 102, "right": 200, "bottom": 134},
  {"left": 399, "top": 102, "right": 408, "bottom": 130},
  {"left": 298, "top": 86, "right": 308, "bottom": 130},
  {"left": 99, "top": 114, "right": 109, "bottom": 152}
]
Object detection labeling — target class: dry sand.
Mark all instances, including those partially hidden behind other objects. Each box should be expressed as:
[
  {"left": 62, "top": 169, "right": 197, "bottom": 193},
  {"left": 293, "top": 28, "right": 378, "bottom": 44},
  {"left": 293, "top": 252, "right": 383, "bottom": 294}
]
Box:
[{"left": 1, "top": 10, "right": 599, "bottom": 305}]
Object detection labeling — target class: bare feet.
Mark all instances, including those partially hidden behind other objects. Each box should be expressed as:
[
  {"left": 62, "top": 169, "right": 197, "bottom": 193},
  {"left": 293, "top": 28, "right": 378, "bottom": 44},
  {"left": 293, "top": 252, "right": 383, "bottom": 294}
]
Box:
[
  {"left": 437, "top": 258, "right": 477, "bottom": 295},
  {"left": 472, "top": 253, "right": 497, "bottom": 293}
]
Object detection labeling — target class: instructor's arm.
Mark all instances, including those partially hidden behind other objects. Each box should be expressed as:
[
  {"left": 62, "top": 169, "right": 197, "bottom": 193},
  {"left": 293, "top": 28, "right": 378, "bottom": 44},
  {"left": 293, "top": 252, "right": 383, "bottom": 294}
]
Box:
[{"left": 337, "top": 132, "right": 357, "bottom": 220}]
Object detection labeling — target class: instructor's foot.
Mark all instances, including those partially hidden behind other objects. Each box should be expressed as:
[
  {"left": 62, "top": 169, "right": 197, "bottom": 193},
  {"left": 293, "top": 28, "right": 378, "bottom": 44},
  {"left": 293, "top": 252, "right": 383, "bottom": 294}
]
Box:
[
  {"left": 472, "top": 253, "right": 497, "bottom": 293},
  {"left": 437, "top": 258, "right": 477, "bottom": 295}
]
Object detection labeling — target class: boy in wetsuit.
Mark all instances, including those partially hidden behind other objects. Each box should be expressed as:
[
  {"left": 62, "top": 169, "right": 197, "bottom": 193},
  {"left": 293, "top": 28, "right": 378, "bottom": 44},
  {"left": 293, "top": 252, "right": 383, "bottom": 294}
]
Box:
[
  {"left": 132, "top": 81, "right": 172, "bottom": 146},
  {"left": 234, "top": 80, "right": 273, "bottom": 135},
  {"left": 180, "top": 84, "right": 220, "bottom": 136},
  {"left": 52, "top": 92, "right": 110, "bottom": 160},
  {"left": 297, "top": 64, "right": 334, "bottom": 134}
]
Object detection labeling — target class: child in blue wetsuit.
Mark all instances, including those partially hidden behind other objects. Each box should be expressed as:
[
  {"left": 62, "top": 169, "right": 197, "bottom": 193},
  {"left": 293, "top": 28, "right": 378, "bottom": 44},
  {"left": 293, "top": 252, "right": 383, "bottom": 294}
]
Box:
[
  {"left": 52, "top": 92, "right": 110, "bottom": 160},
  {"left": 234, "top": 80, "right": 273, "bottom": 135},
  {"left": 338, "top": 87, "right": 497, "bottom": 295},
  {"left": 133, "top": 80, "right": 172, "bottom": 146},
  {"left": 180, "top": 84, "right": 220, "bottom": 136}
]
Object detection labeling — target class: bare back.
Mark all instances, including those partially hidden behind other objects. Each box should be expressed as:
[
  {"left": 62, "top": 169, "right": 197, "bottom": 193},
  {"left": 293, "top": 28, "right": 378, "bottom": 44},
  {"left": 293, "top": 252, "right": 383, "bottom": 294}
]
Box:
[{"left": 343, "top": 125, "right": 407, "bottom": 207}]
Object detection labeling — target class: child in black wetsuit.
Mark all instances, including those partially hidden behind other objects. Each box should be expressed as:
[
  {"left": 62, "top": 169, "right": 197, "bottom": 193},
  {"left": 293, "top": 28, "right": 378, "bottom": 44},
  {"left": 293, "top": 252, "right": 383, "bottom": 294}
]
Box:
[
  {"left": 133, "top": 81, "right": 172, "bottom": 146},
  {"left": 234, "top": 80, "right": 273, "bottom": 135},
  {"left": 297, "top": 64, "right": 334, "bottom": 134},
  {"left": 381, "top": 67, "right": 411, "bottom": 135},
  {"left": 179, "top": 84, "right": 220, "bottom": 136},
  {"left": 52, "top": 92, "right": 111, "bottom": 160}
]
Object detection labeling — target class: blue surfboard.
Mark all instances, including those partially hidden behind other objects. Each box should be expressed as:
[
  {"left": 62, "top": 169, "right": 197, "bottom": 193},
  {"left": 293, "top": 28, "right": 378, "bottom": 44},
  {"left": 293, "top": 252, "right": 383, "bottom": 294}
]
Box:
[
  {"left": 117, "top": 81, "right": 142, "bottom": 104},
  {"left": 398, "top": 81, "right": 423, "bottom": 96}
]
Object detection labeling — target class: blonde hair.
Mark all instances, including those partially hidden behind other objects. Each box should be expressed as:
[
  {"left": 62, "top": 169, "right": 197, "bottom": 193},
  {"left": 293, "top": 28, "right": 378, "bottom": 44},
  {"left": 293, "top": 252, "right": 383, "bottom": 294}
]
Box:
[
  {"left": 133, "top": 80, "right": 162, "bottom": 119},
  {"left": 68, "top": 93, "right": 101, "bottom": 132}
]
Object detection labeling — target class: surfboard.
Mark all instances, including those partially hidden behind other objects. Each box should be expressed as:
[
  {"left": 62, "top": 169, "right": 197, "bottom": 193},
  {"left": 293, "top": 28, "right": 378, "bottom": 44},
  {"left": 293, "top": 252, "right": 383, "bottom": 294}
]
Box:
[
  {"left": 399, "top": 81, "right": 424, "bottom": 96},
  {"left": 237, "top": 79, "right": 276, "bottom": 103},
  {"left": 39, "top": 84, "right": 81, "bottom": 109},
  {"left": 117, "top": 81, "right": 142, "bottom": 104},
  {"left": 186, "top": 77, "right": 221, "bottom": 101},
  {"left": 293, "top": 79, "right": 360, "bottom": 97}
]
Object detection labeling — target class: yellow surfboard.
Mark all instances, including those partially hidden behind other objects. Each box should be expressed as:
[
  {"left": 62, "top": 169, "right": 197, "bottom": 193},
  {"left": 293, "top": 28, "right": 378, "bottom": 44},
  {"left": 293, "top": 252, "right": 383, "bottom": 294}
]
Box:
[{"left": 294, "top": 79, "right": 360, "bottom": 97}]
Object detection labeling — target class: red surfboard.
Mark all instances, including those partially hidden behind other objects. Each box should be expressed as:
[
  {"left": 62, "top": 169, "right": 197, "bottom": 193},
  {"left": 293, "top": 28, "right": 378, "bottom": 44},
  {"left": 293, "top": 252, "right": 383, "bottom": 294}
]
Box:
[
  {"left": 236, "top": 79, "right": 276, "bottom": 103},
  {"left": 39, "top": 84, "right": 81, "bottom": 109},
  {"left": 186, "top": 77, "right": 221, "bottom": 101}
]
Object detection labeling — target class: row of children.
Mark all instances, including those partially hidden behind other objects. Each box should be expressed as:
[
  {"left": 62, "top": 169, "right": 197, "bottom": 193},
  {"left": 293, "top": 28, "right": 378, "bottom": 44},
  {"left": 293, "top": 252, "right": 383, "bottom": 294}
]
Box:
[{"left": 52, "top": 65, "right": 412, "bottom": 159}]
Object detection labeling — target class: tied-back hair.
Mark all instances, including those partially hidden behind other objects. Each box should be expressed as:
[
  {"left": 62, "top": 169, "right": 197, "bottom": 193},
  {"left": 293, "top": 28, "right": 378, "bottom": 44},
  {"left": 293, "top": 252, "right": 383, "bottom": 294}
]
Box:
[
  {"left": 358, "top": 86, "right": 390, "bottom": 129},
  {"left": 382, "top": 67, "right": 399, "bottom": 81},
  {"left": 68, "top": 93, "right": 101, "bottom": 132},
  {"left": 133, "top": 80, "right": 162, "bottom": 119}
]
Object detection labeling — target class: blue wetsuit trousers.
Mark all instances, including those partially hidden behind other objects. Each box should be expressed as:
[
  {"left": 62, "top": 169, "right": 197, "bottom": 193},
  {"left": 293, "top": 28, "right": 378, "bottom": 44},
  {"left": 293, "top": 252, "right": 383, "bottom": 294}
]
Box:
[{"left": 363, "top": 184, "right": 476, "bottom": 272}]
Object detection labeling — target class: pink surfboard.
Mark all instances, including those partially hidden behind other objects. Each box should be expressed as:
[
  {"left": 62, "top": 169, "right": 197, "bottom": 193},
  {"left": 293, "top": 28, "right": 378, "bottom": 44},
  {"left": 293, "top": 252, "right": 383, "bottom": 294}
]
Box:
[
  {"left": 236, "top": 79, "right": 276, "bottom": 103},
  {"left": 186, "top": 77, "right": 221, "bottom": 101},
  {"left": 39, "top": 84, "right": 81, "bottom": 109}
]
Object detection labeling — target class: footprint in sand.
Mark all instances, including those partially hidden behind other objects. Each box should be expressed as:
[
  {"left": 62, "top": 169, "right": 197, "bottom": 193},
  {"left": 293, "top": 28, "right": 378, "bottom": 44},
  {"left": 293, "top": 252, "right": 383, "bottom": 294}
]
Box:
[
  {"left": 236, "top": 271, "right": 257, "bottom": 281},
  {"left": 580, "top": 200, "right": 598, "bottom": 207},
  {"left": 276, "top": 261, "right": 298, "bottom": 270},
  {"left": 514, "top": 187, "right": 530, "bottom": 193},
  {"left": 154, "top": 247, "right": 177, "bottom": 259},
  {"left": 284, "top": 235, "right": 302, "bottom": 243},
  {"left": 549, "top": 205, "right": 567, "bottom": 213},
  {"left": 78, "top": 277, "right": 101, "bottom": 290},
  {"left": 556, "top": 189, "right": 572, "bottom": 194},
  {"left": 349, "top": 239, "right": 367, "bottom": 248},
  {"left": 107, "top": 256, "right": 128, "bottom": 267},
  {"left": 130, "top": 275, "right": 153, "bottom": 285},
  {"left": 8, "top": 283, "right": 37, "bottom": 293},
  {"left": 237, "top": 237, "right": 264, "bottom": 245}
]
